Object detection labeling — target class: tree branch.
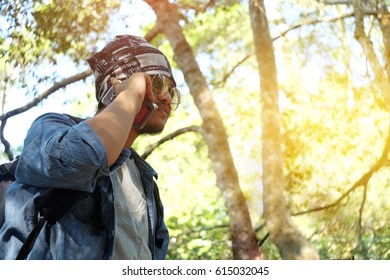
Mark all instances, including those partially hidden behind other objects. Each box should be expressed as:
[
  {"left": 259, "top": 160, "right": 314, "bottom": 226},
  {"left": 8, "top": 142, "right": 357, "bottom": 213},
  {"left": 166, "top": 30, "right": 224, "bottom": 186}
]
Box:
[
  {"left": 358, "top": 183, "right": 368, "bottom": 245},
  {"left": 202, "top": 0, "right": 216, "bottom": 13},
  {"left": 0, "top": 118, "right": 13, "bottom": 160},
  {"left": 142, "top": 125, "right": 202, "bottom": 159},
  {"left": 144, "top": 25, "right": 161, "bottom": 42},
  {"left": 273, "top": 13, "right": 355, "bottom": 41},
  {"left": 215, "top": 54, "right": 252, "bottom": 87},
  {"left": 321, "top": 0, "right": 352, "bottom": 5},
  {"left": 0, "top": 69, "right": 92, "bottom": 122},
  {"left": 217, "top": 13, "right": 376, "bottom": 87},
  {"left": 258, "top": 232, "right": 270, "bottom": 247},
  {"left": 293, "top": 119, "right": 390, "bottom": 216},
  {"left": 273, "top": 9, "right": 381, "bottom": 42},
  {"left": 0, "top": 69, "right": 92, "bottom": 160}
]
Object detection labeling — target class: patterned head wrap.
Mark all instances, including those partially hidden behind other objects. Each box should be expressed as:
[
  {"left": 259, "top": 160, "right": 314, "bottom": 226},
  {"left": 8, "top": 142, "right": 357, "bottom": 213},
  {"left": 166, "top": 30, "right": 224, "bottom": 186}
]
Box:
[{"left": 87, "top": 35, "right": 175, "bottom": 105}]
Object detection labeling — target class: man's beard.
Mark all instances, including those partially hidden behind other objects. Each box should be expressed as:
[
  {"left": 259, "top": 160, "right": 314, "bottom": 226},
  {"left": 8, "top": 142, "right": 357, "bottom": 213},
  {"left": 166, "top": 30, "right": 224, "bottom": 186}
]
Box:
[
  {"left": 136, "top": 122, "right": 164, "bottom": 135},
  {"left": 136, "top": 103, "right": 170, "bottom": 135}
]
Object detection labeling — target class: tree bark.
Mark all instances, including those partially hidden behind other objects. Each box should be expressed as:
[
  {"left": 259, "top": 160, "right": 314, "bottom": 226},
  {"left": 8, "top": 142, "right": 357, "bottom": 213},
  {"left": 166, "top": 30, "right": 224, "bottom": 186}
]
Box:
[
  {"left": 144, "top": 0, "right": 261, "bottom": 260},
  {"left": 249, "top": 0, "right": 319, "bottom": 259}
]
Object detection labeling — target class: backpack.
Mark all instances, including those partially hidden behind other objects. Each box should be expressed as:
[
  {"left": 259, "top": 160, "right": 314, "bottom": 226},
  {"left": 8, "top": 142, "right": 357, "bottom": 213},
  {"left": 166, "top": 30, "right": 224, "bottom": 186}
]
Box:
[
  {"left": 0, "top": 114, "right": 87, "bottom": 260},
  {"left": 0, "top": 156, "right": 85, "bottom": 260},
  {"left": 0, "top": 157, "right": 18, "bottom": 227}
]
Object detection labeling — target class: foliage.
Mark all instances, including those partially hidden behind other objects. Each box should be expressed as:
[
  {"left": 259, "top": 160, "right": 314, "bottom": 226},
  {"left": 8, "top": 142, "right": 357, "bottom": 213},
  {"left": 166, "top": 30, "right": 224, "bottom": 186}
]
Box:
[
  {"left": 0, "top": 0, "right": 120, "bottom": 105},
  {"left": 165, "top": 199, "right": 232, "bottom": 260},
  {"left": 1, "top": 0, "right": 120, "bottom": 66},
  {"left": 273, "top": 0, "right": 390, "bottom": 259},
  {"left": 183, "top": 1, "right": 253, "bottom": 87}
]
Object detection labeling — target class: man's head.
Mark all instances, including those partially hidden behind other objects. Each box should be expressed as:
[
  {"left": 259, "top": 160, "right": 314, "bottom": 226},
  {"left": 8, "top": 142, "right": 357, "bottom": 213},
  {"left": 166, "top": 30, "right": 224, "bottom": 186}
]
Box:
[{"left": 87, "top": 35, "right": 179, "bottom": 134}]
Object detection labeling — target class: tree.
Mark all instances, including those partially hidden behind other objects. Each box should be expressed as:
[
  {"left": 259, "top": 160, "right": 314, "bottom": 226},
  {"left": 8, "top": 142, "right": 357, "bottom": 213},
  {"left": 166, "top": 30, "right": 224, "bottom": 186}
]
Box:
[
  {"left": 273, "top": 0, "right": 390, "bottom": 259},
  {"left": 144, "top": 0, "right": 262, "bottom": 260},
  {"left": 249, "top": 0, "right": 319, "bottom": 259},
  {"left": 350, "top": 0, "right": 390, "bottom": 106}
]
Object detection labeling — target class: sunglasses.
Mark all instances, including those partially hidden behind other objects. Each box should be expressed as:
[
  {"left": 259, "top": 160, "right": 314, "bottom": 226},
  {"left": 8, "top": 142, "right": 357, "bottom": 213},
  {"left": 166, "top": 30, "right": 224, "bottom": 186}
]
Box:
[
  {"left": 100, "top": 74, "right": 181, "bottom": 111},
  {"left": 150, "top": 74, "right": 181, "bottom": 111}
]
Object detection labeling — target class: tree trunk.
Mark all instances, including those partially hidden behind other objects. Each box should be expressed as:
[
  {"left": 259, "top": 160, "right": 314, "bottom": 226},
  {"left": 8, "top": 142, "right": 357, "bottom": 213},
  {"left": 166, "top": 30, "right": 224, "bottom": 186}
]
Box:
[
  {"left": 377, "top": 2, "right": 390, "bottom": 79},
  {"left": 144, "top": 0, "right": 261, "bottom": 260},
  {"left": 249, "top": 0, "right": 319, "bottom": 259},
  {"left": 353, "top": 0, "right": 390, "bottom": 108}
]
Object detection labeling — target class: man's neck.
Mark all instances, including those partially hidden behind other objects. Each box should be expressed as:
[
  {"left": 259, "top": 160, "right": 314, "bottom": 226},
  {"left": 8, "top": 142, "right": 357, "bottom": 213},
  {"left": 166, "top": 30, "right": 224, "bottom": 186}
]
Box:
[{"left": 124, "top": 127, "right": 139, "bottom": 149}]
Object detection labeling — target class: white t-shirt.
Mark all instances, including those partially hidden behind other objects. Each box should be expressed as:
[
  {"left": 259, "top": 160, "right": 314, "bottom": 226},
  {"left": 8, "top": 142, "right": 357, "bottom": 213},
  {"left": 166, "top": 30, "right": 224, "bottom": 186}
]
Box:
[{"left": 111, "top": 157, "right": 151, "bottom": 259}]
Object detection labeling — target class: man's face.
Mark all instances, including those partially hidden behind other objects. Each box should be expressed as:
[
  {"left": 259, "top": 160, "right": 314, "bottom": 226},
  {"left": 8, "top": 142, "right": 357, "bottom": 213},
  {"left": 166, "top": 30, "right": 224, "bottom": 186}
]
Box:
[{"left": 136, "top": 74, "right": 180, "bottom": 135}]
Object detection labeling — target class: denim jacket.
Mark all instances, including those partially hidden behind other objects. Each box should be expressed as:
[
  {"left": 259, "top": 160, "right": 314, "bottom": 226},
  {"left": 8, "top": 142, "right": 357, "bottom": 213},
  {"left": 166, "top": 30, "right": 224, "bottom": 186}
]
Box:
[{"left": 0, "top": 113, "right": 169, "bottom": 259}]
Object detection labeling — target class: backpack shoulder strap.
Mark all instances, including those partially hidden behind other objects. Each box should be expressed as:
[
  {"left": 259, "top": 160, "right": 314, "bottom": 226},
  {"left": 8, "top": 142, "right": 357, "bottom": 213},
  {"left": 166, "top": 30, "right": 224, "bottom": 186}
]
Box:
[
  {"left": 0, "top": 157, "right": 19, "bottom": 182},
  {"left": 64, "top": 114, "right": 85, "bottom": 124},
  {"left": 1, "top": 157, "right": 19, "bottom": 227},
  {"left": 16, "top": 189, "right": 84, "bottom": 260}
]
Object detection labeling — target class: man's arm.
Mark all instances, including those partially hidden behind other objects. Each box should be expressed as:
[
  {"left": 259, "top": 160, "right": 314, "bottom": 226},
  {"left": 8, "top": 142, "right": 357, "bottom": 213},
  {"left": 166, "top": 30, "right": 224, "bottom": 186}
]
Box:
[
  {"left": 15, "top": 113, "right": 112, "bottom": 192},
  {"left": 86, "top": 73, "right": 154, "bottom": 166}
]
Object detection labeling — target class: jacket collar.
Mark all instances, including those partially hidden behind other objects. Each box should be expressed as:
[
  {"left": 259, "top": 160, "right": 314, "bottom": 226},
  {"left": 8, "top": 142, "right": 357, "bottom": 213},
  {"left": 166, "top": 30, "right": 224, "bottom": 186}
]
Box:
[{"left": 129, "top": 148, "right": 158, "bottom": 179}]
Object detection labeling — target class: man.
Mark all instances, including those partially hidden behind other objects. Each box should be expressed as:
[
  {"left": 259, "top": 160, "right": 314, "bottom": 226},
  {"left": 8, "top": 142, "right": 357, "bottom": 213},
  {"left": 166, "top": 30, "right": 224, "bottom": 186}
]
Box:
[{"left": 0, "top": 35, "right": 180, "bottom": 259}]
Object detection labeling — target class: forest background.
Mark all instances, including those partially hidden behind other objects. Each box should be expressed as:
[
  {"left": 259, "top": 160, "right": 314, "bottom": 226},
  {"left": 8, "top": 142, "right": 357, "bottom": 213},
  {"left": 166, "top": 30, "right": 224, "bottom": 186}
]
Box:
[{"left": 1, "top": 0, "right": 389, "bottom": 260}]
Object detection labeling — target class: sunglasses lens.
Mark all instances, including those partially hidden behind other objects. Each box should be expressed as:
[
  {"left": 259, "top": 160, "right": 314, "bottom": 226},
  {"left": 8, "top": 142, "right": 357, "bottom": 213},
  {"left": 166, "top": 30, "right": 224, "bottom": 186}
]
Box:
[{"left": 169, "top": 88, "right": 181, "bottom": 111}]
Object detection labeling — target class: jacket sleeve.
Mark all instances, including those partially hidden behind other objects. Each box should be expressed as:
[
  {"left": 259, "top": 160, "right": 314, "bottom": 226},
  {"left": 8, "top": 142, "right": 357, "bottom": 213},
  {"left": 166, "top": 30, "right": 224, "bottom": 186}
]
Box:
[{"left": 15, "top": 113, "right": 124, "bottom": 192}]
